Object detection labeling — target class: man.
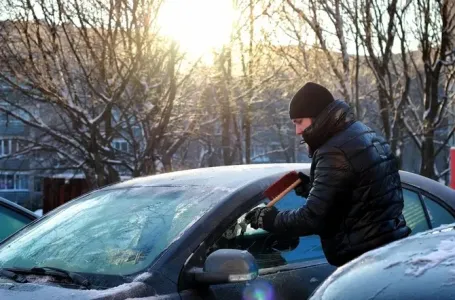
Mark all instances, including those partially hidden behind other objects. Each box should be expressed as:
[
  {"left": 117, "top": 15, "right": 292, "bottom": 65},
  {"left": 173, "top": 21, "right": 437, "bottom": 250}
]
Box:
[{"left": 245, "top": 82, "right": 411, "bottom": 267}]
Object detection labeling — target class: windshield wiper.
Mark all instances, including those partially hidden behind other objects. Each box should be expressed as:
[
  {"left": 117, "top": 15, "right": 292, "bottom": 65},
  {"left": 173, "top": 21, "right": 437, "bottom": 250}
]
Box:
[
  {"left": 0, "top": 266, "right": 90, "bottom": 289},
  {"left": 0, "top": 268, "right": 27, "bottom": 283},
  {"left": 33, "top": 267, "right": 91, "bottom": 288}
]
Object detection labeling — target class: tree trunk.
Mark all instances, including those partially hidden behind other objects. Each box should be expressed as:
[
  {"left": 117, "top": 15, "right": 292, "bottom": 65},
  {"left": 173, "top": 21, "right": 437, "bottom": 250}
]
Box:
[
  {"left": 354, "top": 0, "right": 361, "bottom": 118},
  {"left": 244, "top": 108, "right": 251, "bottom": 164},
  {"left": 162, "top": 154, "right": 172, "bottom": 172},
  {"left": 377, "top": 84, "right": 391, "bottom": 141},
  {"left": 420, "top": 72, "right": 440, "bottom": 179},
  {"left": 418, "top": 0, "right": 452, "bottom": 179},
  {"left": 221, "top": 82, "right": 232, "bottom": 165},
  {"left": 391, "top": 118, "right": 403, "bottom": 168},
  {"left": 219, "top": 46, "right": 234, "bottom": 165},
  {"left": 243, "top": 0, "right": 255, "bottom": 164},
  {"left": 420, "top": 130, "right": 436, "bottom": 178}
]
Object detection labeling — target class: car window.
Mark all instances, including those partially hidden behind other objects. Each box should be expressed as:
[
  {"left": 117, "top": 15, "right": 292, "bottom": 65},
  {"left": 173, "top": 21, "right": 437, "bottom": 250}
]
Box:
[
  {"left": 0, "top": 205, "right": 31, "bottom": 241},
  {"left": 211, "top": 187, "right": 434, "bottom": 269},
  {"left": 274, "top": 193, "right": 324, "bottom": 264},
  {"left": 402, "top": 189, "right": 430, "bottom": 234},
  {"left": 0, "top": 186, "right": 225, "bottom": 276},
  {"left": 422, "top": 195, "right": 455, "bottom": 228},
  {"left": 209, "top": 192, "right": 324, "bottom": 270}
]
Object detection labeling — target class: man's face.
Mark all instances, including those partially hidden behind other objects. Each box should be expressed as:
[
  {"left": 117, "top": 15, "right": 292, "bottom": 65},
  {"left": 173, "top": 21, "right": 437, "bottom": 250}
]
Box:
[{"left": 292, "top": 118, "right": 312, "bottom": 135}]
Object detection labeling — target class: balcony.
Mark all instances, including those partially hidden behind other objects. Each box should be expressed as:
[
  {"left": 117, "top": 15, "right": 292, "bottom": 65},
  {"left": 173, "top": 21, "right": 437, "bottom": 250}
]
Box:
[{"left": 0, "top": 120, "right": 28, "bottom": 136}]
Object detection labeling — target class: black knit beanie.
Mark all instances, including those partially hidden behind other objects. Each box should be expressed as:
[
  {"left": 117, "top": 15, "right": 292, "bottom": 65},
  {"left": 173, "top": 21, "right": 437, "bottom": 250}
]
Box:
[{"left": 289, "top": 82, "right": 335, "bottom": 119}]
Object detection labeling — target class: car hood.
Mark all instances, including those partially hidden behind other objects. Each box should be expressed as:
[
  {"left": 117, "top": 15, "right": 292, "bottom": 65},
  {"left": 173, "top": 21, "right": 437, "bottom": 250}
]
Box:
[
  {"left": 0, "top": 279, "right": 160, "bottom": 300},
  {"left": 310, "top": 223, "right": 455, "bottom": 299}
]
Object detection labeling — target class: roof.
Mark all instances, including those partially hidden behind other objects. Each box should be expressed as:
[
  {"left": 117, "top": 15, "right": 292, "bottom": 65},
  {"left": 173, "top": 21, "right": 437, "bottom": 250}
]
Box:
[
  {"left": 110, "top": 164, "right": 455, "bottom": 200},
  {"left": 111, "top": 163, "right": 312, "bottom": 189},
  {"left": 399, "top": 170, "right": 455, "bottom": 208}
]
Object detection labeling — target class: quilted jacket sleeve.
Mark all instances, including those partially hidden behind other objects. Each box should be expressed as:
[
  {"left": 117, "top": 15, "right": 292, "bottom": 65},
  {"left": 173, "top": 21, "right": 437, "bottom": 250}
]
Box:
[{"left": 273, "top": 147, "right": 354, "bottom": 236}]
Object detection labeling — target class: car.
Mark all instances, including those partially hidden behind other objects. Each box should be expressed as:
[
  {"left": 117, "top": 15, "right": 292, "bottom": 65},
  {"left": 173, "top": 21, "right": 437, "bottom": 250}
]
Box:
[
  {"left": 0, "top": 196, "right": 37, "bottom": 242},
  {"left": 0, "top": 163, "right": 453, "bottom": 300},
  {"left": 309, "top": 223, "right": 455, "bottom": 299}
]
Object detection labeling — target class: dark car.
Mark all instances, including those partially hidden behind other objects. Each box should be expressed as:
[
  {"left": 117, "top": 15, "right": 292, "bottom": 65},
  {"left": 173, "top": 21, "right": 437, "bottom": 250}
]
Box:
[
  {"left": 309, "top": 223, "right": 455, "bottom": 300},
  {"left": 0, "top": 197, "right": 37, "bottom": 242},
  {"left": 0, "top": 163, "right": 454, "bottom": 300}
]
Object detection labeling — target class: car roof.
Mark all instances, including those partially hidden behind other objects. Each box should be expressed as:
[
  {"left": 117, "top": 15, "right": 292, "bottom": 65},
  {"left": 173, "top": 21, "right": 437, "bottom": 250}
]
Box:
[
  {"left": 399, "top": 170, "right": 455, "bottom": 208},
  {"left": 0, "top": 197, "right": 37, "bottom": 220},
  {"left": 310, "top": 223, "right": 455, "bottom": 300},
  {"left": 110, "top": 163, "right": 455, "bottom": 201},
  {"left": 110, "top": 163, "right": 312, "bottom": 190}
]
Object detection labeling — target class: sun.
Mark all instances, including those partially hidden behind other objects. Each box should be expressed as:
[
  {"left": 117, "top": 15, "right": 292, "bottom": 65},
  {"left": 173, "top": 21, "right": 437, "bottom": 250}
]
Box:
[{"left": 158, "top": 0, "right": 236, "bottom": 59}]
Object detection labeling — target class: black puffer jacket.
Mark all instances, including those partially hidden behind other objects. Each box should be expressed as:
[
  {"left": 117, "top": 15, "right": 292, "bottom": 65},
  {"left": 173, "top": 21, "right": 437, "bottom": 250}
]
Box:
[{"left": 274, "top": 100, "right": 411, "bottom": 266}]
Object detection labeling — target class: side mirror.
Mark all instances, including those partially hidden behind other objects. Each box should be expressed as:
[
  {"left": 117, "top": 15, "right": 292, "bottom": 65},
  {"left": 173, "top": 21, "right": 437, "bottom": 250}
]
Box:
[{"left": 187, "top": 249, "right": 258, "bottom": 285}]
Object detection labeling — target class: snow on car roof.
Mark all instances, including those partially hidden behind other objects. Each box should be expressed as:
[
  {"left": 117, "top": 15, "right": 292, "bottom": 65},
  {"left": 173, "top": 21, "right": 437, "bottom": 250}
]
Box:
[
  {"left": 103, "top": 164, "right": 455, "bottom": 210},
  {"left": 110, "top": 163, "right": 312, "bottom": 190}
]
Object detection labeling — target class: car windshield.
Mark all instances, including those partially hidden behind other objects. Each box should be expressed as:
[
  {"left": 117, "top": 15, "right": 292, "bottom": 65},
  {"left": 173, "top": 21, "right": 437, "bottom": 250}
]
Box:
[{"left": 0, "top": 185, "right": 225, "bottom": 275}]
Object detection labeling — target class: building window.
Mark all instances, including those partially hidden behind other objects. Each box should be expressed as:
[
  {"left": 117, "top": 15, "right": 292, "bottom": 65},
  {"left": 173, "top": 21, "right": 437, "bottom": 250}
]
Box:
[
  {"left": 0, "top": 139, "right": 12, "bottom": 156},
  {"left": 269, "top": 143, "right": 280, "bottom": 151},
  {"left": 0, "top": 101, "right": 29, "bottom": 122},
  {"left": 113, "top": 139, "right": 129, "bottom": 152},
  {"left": 252, "top": 145, "right": 265, "bottom": 156},
  {"left": 0, "top": 139, "right": 21, "bottom": 156},
  {"left": 0, "top": 174, "right": 29, "bottom": 190},
  {"left": 34, "top": 177, "right": 43, "bottom": 192}
]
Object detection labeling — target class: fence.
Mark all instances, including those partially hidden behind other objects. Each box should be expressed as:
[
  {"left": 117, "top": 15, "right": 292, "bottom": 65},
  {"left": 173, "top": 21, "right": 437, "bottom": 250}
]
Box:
[{"left": 43, "top": 178, "right": 89, "bottom": 214}]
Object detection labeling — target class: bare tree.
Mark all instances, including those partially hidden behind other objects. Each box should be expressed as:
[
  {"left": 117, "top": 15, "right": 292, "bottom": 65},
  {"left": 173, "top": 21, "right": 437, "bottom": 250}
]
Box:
[
  {"left": 182, "top": 0, "right": 287, "bottom": 167},
  {"left": 0, "top": 0, "right": 195, "bottom": 188},
  {"left": 406, "top": 0, "right": 455, "bottom": 179},
  {"left": 283, "top": 0, "right": 353, "bottom": 106},
  {"left": 332, "top": 0, "right": 412, "bottom": 163}
]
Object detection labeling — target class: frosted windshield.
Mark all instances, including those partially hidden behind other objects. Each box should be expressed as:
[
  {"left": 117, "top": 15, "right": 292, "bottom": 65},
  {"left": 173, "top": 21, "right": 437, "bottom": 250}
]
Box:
[{"left": 0, "top": 186, "right": 223, "bottom": 275}]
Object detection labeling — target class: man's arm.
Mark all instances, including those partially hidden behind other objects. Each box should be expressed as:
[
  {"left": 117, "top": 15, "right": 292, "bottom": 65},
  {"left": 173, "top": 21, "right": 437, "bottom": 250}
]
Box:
[{"left": 273, "top": 148, "right": 354, "bottom": 236}]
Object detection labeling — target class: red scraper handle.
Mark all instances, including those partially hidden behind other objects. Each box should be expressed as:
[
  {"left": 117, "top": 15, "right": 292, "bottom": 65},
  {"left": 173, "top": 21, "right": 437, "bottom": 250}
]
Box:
[{"left": 264, "top": 171, "right": 302, "bottom": 207}]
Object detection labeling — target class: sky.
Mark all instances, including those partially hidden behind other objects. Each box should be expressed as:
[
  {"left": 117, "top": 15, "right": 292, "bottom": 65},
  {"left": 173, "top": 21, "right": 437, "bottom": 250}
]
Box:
[
  {"left": 157, "top": 0, "right": 421, "bottom": 61},
  {"left": 157, "top": 0, "right": 236, "bottom": 59},
  {"left": 1, "top": 0, "right": 421, "bottom": 60}
]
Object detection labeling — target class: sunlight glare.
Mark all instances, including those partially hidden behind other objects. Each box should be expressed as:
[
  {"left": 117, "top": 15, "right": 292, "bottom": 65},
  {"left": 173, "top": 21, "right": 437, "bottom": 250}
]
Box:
[{"left": 158, "top": 0, "right": 235, "bottom": 59}]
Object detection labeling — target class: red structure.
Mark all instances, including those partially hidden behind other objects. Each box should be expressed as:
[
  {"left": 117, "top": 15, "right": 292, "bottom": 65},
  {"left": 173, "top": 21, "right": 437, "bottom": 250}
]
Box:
[
  {"left": 43, "top": 178, "right": 89, "bottom": 214},
  {"left": 451, "top": 147, "right": 455, "bottom": 189}
]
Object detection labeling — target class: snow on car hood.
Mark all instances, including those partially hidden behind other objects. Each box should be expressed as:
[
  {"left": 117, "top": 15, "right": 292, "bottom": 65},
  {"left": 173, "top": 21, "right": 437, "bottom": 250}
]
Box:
[
  {"left": 0, "top": 272, "right": 183, "bottom": 300},
  {"left": 0, "top": 281, "right": 151, "bottom": 300},
  {"left": 0, "top": 271, "right": 175, "bottom": 300},
  {"left": 309, "top": 223, "right": 455, "bottom": 300}
]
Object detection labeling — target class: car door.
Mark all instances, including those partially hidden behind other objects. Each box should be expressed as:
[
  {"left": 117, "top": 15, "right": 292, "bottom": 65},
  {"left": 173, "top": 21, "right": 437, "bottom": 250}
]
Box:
[
  {"left": 181, "top": 185, "right": 454, "bottom": 300},
  {"left": 185, "top": 191, "right": 336, "bottom": 300},
  {"left": 401, "top": 187, "right": 432, "bottom": 234},
  {"left": 0, "top": 201, "right": 35, "bottom": 241},
  {"left": 421, "top": 194, "right": 455, "bottom": 228}
]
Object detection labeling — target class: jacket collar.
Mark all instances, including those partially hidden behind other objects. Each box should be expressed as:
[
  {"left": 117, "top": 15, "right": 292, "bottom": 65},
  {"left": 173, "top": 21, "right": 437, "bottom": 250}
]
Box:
[{"left": 302, "top": 100, "right": 356, "bottom": 157}]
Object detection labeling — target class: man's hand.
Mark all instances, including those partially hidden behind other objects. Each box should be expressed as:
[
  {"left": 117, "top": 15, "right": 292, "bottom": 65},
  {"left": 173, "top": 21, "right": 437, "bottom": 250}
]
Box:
[
  {"left": 245, "top": 206, "right": 279, "bottom": 231},
  {"left": 294, "top": 172, "right": 311, "bottom": 198}
]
